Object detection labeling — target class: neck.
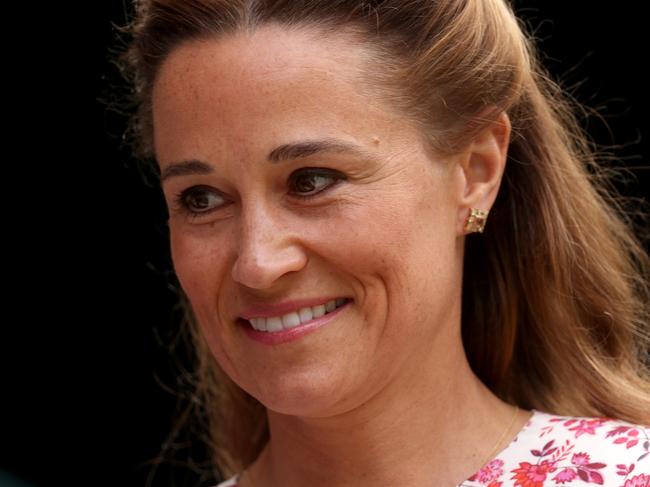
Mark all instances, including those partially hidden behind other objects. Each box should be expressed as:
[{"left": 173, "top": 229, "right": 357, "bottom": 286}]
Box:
[{"left": 244, "top": 323, "right": 525, "bottom": 487}]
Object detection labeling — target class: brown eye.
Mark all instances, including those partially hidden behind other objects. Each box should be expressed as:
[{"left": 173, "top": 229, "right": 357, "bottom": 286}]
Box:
[
  {"left": 173, "top": 186, "right": 227, "bottom": 220},
  {"left": 289, "top": 168, "right": 344, "bottom": 198},
  {"left": 186, "top": 189, "right": 222, "bottom": 211}
]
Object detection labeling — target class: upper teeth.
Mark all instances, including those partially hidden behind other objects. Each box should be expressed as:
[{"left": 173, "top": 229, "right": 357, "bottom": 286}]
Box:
[{"left": 248, "top": 298, "right": 347, "bottom": 332}]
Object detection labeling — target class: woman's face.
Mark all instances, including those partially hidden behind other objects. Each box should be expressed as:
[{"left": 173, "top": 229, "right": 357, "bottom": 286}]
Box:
[{"left": 153, "top": 25, "right": 469, "bottom": 417}]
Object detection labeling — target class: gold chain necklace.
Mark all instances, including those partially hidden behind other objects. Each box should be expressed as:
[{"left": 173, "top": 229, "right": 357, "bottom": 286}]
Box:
[{"left": 477, "top": 405, "right": 520, "bottom": 470}]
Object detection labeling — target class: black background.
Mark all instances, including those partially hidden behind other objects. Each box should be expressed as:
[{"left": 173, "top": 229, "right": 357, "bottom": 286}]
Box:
[{"left": 2, "top": 2, "right": 648, "bottom": 487}]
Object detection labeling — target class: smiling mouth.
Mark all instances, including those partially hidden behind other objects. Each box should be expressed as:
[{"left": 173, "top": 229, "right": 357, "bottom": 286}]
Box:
[{"left": 239, "top": 298, "right": 352, "bottom": 333}]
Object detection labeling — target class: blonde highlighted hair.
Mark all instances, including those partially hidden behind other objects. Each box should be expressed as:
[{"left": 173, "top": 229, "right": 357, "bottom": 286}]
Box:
[{"left": 113, "top": 0, "right": 650, "bottom": 480}]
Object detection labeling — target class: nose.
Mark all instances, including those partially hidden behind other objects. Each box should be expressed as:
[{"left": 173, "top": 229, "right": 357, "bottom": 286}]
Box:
[{"left": 231, "top": 200, "right": 307, "bottom": 290}]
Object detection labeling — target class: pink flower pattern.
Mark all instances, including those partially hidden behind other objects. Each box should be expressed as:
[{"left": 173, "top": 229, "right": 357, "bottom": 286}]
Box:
[
  {"left": 459, "top": 410, "right": 649, "bottom": 487},
  {"left": 621, "top": 473, "right": 650, "bottom": 487},
  {"left": 470, "top": 459, "right": 506, "bottom": 483},
  {"left": 215, "top": 410, "right": 649, "bottom": 487}
]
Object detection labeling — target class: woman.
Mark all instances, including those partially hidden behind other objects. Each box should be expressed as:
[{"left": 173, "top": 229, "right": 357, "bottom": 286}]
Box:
[{"left": 116, "top": 0, "right": 650, "bottom": 485}]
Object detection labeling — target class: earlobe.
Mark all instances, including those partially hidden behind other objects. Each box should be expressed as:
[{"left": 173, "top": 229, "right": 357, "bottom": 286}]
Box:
[{"left": 456, "top": 111, "right": 511, "bottom": 235}]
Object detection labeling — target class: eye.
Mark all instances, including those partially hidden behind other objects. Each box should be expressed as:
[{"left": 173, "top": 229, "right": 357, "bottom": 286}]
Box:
[
  {"left": 172, "top": 185, "right": 227, "bottom": 219},
  {"left": 288, "top": 168, "right": 345, "bottom": 199}
]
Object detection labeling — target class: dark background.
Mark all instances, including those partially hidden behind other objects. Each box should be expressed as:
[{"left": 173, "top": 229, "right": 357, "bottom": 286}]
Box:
[{"left": 2, "top": 2, "right": 648, "bottom": 487}]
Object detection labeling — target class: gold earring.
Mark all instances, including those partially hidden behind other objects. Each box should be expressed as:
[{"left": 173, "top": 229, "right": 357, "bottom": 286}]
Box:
[{"left": 465, "top": 208, "right": 489, "bottom": 234}]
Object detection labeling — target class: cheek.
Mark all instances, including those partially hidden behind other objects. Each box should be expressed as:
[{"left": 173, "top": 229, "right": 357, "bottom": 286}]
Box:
[
  {"left": 170, "top": 229, "right": 245, "bottom": 379},
  {"left": 169, "top": 229, "right": 229, "bottom": 308},
  {"left": 305, "top": 180, "right": 455, "bottom": 307},
  {"left": 348, "top": 181, "right": 457, "bottom": 314},
  {"left": 329, "top": 184, "right": 452, "bottom": 271}
]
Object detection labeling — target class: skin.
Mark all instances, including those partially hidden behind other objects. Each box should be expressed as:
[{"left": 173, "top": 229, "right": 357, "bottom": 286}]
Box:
[{"left": 153, "top": 24, "right": 531, "bottom": 487}]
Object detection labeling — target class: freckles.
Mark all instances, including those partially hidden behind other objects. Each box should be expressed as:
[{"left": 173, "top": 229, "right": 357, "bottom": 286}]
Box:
[{"left": 173, "top": 241, "right": 225, "bottom": 294}]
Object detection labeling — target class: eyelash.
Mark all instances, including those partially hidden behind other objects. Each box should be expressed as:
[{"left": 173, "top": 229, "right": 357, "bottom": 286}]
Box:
[
  {"left": 172, "top": 168, "right": 345, "bottom": 220},
  {"left": 172, "top": 185, "right": 225, "bottom": 221},
  {"left": 288, "top": 168, "right": 344, "bottom": 200}
]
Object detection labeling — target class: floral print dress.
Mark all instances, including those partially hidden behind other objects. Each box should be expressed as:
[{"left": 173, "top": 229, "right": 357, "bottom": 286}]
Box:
[{"left": 215, "top": 409, "right": 649, "bottom": 487}]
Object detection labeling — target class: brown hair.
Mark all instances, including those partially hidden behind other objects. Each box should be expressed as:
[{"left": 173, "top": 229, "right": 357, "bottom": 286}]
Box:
[{"left": 113, "top": 0, "right": 650, "bottom": 480}]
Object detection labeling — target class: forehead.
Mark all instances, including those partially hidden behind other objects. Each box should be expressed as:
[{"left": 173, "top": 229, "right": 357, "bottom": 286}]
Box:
[
  {"left": 153, "top": 24, "right": 374, "bottom": 116},
  {"left": 161, "top": 23, "right": 368, "bottom": 78},
  {"left": 151, "top": 24, "right": 416, "bottom": 163}
]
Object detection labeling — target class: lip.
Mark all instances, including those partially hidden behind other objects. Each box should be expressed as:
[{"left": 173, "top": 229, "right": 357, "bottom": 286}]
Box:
[
  {"left": 239, "top": 299, "right": 351, "bottom": 345},
  {"left": 238, "top": 296, "right": 350, "bottom": 320}
]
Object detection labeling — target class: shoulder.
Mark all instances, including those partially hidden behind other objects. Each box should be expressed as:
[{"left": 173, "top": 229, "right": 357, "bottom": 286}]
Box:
[
  {"left": 462, "top": 409, "right": 649, "bottom": 487},
  {"left": 213, "top": 474, "right": 239, "bottom": 487}
]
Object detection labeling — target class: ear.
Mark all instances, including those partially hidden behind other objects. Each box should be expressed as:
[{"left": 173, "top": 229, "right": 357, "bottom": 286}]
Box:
[{"left": 454, "top": 110, "right": 511, "bottom": 236}]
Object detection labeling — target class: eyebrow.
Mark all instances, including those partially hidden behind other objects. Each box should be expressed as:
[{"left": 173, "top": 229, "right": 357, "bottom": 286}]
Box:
[{"left": 159, "top": 139, "right": 372, "bottom": 183}]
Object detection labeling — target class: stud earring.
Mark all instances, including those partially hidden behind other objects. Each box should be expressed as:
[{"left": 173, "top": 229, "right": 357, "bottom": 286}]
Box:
[{"left": 465, "top": 208, "right": 489, "bottom": 234}]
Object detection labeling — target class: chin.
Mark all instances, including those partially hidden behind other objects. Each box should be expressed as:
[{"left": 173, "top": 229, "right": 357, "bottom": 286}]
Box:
[{"left": 251, "top": 372, "right": 352, "bottom": 419}]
